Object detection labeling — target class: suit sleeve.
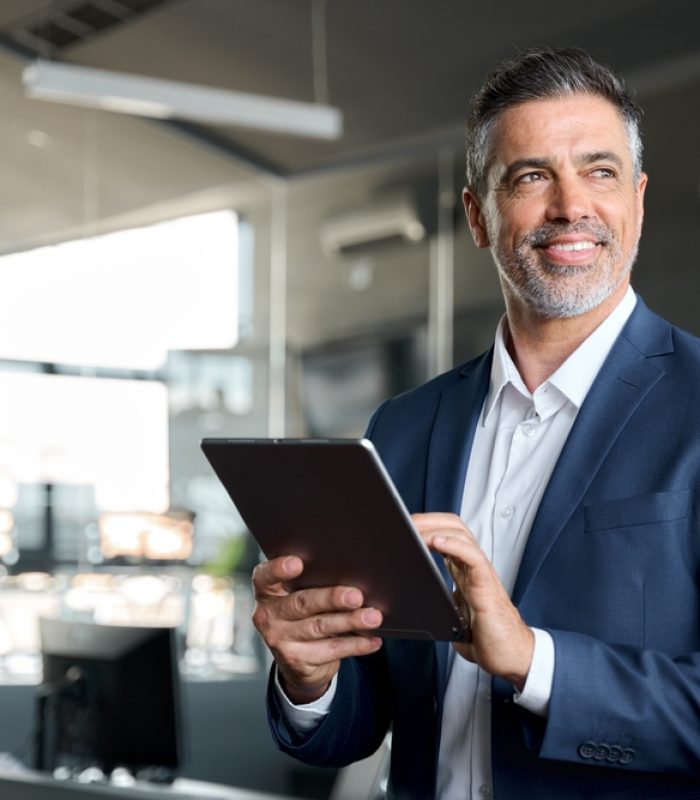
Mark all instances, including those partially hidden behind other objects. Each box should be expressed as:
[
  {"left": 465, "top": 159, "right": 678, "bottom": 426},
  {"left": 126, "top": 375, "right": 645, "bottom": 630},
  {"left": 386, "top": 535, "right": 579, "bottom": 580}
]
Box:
[
  {"left": 267, "top": 648, "right": 391, "bottom": 767},
  {"left": 521, "top": 630, "right": 700, "bottom": 774}
]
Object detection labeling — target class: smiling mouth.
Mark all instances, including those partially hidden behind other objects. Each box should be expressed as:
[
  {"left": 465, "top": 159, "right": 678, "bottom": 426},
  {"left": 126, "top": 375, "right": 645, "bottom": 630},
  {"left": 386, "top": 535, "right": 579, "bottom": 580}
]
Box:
[
  {"left": 533, "top": 238, "right": 604, "bottom": 266},
  {"left": 530, "top": 221, "right": 610, "bottom": 247},
  {"left": 546, "top": 240, "right": 598, "bottom": 253}
]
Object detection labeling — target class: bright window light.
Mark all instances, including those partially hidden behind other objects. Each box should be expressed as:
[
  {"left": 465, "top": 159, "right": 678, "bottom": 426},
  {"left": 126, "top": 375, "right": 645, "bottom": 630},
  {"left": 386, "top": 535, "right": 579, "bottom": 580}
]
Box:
[
  {"left": 0, "top": 372, "right": 169, "bottom": 512},
  {"left": 0, "top": 210, "right": 239, "bottom": 370}
]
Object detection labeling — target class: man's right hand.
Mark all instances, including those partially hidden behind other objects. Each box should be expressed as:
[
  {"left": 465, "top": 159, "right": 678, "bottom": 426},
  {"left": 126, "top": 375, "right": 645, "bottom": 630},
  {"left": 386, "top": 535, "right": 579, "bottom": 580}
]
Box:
[{"left": 252, "top": 555, "right": 384, "bottom": 705}]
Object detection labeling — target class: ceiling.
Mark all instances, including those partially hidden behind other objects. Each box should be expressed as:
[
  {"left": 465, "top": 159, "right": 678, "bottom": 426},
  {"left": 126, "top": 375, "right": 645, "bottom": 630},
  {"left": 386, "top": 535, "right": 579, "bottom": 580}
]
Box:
[
  {"left": 2, "top": 0, "right": 700, "bottom": 178},
  {"left": 0, "top": 0, "right": 699, "bottom": 346}
]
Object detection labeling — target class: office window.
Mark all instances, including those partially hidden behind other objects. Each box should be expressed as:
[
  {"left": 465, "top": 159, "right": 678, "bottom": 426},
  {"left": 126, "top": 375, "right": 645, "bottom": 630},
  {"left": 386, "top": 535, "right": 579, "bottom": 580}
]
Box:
[
  {"left": 0, "top": 210, "right": 239, "bottom": 370},
  {"left": 0, "top": 210, "right": 244, "bottom": 570},
  {"left": 0, "top": 372, "right": 169, "bottom": 512}
]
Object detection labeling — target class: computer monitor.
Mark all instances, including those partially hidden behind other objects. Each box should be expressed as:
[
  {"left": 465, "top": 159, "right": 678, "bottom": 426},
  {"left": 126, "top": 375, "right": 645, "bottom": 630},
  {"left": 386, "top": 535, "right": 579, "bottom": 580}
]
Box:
[{"left": 36, "top": 618, "right": 182, "bottom": 779}]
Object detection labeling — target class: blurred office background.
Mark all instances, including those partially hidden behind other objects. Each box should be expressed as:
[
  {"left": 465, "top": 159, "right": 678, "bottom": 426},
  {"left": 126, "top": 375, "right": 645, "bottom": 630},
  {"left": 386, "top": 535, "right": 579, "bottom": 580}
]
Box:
[{"left": 0, "top": 1, "right": 698, "bottom": 797}]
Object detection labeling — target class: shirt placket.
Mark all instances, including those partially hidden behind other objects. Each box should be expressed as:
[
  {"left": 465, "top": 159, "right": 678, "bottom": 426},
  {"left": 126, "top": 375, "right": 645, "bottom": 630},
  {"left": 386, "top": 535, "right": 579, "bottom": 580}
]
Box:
[{"left": 492, "top": 402, "right": 541, "bottom": 593}]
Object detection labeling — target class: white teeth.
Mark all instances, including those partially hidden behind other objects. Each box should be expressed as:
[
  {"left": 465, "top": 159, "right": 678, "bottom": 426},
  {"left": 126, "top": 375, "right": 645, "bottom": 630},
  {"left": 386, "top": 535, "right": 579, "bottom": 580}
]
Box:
[{"left": 549, "top": 241, "right": 597, "bottom": 252}]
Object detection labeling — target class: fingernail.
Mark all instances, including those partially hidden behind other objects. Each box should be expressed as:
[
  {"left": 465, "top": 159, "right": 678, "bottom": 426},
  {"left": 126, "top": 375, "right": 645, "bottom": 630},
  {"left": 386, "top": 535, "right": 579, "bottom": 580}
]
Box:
[
  {"left": 283, "top": 557, "right": 299, "bottom": 574},
  {"left": 362, "top": 609, "right": 381, "bottom": 625},
  {"left": 343, "top": 589, "right": 362, "bottom": 607},
  {"left": 433, "top": 535, "right": 446, "bottom": 545}
]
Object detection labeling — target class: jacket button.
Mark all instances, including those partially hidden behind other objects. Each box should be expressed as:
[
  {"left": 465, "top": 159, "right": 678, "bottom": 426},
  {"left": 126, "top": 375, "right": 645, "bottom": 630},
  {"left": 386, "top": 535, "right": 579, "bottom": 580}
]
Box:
[
  {"left": 606, "top": 745, "right": 623, "bottom": 763},
  {"left": 619, "top": 748, "right": 636, "bottom": 765},
  {"left": 593, "top": 744, "right": 610, "bottom": 760},
  {"left": 578, "top": 741, "right": 597, "bottom": 759}
]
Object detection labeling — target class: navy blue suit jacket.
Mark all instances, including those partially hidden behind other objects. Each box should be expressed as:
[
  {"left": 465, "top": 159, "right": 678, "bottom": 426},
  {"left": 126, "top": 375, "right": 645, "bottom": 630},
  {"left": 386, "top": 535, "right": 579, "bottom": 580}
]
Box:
[{"left": 268, "top": 298, "right": 700, "bottom": 798}]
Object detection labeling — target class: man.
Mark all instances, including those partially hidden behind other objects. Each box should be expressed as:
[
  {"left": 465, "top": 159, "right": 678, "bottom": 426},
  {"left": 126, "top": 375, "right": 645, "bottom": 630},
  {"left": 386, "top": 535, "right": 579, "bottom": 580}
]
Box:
[{"left": 252, "top": 47, "right": 700, "bottom": 798}]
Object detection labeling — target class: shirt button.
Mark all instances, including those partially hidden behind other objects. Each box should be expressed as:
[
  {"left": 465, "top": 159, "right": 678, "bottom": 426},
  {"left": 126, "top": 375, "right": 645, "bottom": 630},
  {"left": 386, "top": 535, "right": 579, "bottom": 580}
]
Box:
[
  {"left": 500, "top": 506, "right": 514, "bottom": 519},
  {"left": 522, "top": 424, "right": 536, "bottom": 437},
  {"left": 478, "top": 785, "right": 491, "bottom": 797}
]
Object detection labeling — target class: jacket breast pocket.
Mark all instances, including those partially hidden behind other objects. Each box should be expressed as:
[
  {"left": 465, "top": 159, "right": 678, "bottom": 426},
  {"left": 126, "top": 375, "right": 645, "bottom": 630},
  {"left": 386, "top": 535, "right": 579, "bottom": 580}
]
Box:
[
  {"left": 583, "top": 490, "right": 691, "bottom": 534},
  {"left": 580, "top": 489, "right": 697, "bottom": 649}
]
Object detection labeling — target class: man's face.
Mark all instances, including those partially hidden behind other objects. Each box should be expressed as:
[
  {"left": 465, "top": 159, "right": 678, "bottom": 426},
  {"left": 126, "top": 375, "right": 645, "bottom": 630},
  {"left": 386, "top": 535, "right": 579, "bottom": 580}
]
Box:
[{"left": 464, "top": 94, "right": 647, "bottom": 319}]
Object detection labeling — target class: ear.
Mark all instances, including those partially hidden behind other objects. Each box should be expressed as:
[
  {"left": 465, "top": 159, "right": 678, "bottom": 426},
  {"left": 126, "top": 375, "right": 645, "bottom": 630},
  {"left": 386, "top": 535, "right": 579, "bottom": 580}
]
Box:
[
  {"left": 636, "top": 171, "right": 648, "bottom": 230},
  {"left": 462, "top": 188, "right": 490, "bottom": 248}
]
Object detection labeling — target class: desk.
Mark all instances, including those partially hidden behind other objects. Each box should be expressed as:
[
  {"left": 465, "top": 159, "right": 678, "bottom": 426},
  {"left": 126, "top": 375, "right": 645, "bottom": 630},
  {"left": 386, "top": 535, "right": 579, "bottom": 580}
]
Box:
[
  {"left": 0, "top": 678, "right": 336, "bottom": 799},
  {"left": 0, "top": 771, "right": 296, "bottom": 799}
]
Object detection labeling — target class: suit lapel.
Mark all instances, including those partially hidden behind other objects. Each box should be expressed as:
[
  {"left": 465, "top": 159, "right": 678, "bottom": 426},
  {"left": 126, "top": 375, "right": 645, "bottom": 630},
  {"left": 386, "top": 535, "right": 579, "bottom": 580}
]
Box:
[
  {"left": 425, "top": 350, "right": 493, "bottom": 515},
  {"left": 512, "top": 300, "right": 673, "bottom": 605},
  {"left": 425, "top": 350, "right": 492, "bottom": 698}
]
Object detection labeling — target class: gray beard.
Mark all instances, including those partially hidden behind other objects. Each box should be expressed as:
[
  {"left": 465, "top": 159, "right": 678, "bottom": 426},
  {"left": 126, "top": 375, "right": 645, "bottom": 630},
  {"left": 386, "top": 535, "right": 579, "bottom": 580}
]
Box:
[{"left": 492, "top": 221, "right": 639, "bottom": 319}]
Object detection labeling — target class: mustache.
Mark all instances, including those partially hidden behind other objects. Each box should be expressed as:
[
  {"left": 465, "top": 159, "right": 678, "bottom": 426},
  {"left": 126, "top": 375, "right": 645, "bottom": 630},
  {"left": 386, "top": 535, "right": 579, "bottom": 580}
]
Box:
[{"left": 525, "top": 221, "right": 612, "bottom": 248}]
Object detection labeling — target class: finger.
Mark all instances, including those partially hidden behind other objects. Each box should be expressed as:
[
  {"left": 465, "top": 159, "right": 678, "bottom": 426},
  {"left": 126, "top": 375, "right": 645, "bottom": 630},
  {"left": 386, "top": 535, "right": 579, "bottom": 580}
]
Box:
[
  {"left": 451, "top": 580, "right": 471, "bottom": 621},
  {"left": 412, "top": 512, "right": 467, "bottom": 533},
  {"left": 428, "top": 532, "right": 484, "bottom": 568},
  {"left": 429, "top": 535, "right": 496, "bottom": 598},
  {"left": 252, "top": 556, "right": 303, "bottom": 599},
  {"left": 286, "top": 631, "right": 384, "bottom": 667},
  {"left": 432, "top": 535, "right": 508, "bottom": 609},
  {"left": 294, "top": 606, "right": 383, "bottom": 642},
  {"left": 444, "top": 557, "right": 472, "bottom": 621},
  {"left": 413, "top": 516, "right": 477, "bottom": 555},
  {"left": 259, "top": 607, "right": 382, "bottom": 676},
  {"left": 277, "top": 585, "right": 367, "bottom": 622},
  {"left": 445, "top": 556, "right": 465, "bottom": 586}
]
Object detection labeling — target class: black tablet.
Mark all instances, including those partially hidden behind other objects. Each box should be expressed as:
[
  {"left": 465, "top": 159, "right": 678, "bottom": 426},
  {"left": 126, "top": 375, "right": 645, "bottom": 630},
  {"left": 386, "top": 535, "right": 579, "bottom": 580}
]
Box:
[{"left": 201, "top": 437, "right": 470, "bottom": 642}]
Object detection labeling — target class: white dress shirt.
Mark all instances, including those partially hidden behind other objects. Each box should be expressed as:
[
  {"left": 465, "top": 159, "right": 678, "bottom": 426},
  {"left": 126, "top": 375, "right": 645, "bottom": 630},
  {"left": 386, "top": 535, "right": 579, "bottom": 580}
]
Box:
[{"left": 276, "top": 287, "right": 638, "bottom": 799}]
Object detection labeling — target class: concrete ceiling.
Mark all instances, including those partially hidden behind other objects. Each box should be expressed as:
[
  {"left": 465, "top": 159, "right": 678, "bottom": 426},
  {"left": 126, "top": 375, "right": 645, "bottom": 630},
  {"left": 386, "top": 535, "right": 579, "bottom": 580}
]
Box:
[
  {"left": 3, "top": 0, "right": 700, "bottom": 175},
  {"left": 0, "top": 0, "right": 698, "bottom": 346}
]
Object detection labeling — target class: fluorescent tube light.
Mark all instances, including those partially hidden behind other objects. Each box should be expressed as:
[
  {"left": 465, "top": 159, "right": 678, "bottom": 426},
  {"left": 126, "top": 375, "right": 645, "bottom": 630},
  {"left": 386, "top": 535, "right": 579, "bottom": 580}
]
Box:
[{"left": 23, "top": 59, "right": 343, "bottom": 140}]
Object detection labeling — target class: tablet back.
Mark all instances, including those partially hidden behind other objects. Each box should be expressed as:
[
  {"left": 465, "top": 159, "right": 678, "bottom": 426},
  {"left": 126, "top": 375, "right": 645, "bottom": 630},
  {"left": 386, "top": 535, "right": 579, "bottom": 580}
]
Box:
[{"left": 201, "top": 438, "right": 469, "bottom": 641}]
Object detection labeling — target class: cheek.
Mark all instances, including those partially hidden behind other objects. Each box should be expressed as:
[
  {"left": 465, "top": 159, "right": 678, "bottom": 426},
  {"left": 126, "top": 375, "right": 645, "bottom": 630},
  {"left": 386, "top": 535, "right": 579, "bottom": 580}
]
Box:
[
  {"left": 602, "top": 192, "right": 641, "bottom": 236},
  {"left": 618, "top": 213, "right": 642, "bottom": 249},
  {"left": 498, "top": 204, "right": 542, "bottom": 243},
  {"left": 487, "top": 209, "right": 519, "bottom": 247}
]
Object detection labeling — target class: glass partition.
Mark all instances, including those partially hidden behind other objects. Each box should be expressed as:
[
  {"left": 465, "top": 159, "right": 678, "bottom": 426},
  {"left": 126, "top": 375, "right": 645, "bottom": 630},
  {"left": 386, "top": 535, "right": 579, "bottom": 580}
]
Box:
[
  {"left": 0, "top": 47, "right": 506, "bottom": 684},
  {"left": 0, "top": 61, "right": 276, "bottom": 680}
]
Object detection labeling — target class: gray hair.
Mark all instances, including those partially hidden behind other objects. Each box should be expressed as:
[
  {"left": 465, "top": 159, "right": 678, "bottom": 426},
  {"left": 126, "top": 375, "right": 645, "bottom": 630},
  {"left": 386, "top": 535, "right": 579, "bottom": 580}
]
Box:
[{"left": 466, "top": 47, "right": 644, "bottom": 198}]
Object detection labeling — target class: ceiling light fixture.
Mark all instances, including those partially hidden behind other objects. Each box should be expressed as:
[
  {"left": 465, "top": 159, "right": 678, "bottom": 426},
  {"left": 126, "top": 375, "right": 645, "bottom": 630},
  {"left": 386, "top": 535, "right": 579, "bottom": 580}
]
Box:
[{"left": 22, "top": 59, "right": 343, "bottom": 140}]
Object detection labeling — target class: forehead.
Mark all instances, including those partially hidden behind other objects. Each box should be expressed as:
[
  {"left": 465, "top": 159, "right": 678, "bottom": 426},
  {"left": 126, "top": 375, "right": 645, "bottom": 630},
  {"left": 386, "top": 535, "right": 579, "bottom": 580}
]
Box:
[{"left": 489, "top": 94, "right": 631, "bottom": 168}]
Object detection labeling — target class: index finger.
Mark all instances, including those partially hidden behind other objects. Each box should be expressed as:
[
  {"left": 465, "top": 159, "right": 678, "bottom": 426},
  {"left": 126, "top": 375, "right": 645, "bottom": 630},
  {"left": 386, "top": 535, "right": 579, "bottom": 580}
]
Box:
[
  {"left": 252, "top": 555, "right": 304, "bottom": 599},
  {"left": 412, "top": 512, "right": 466, "bottom": 533},
  {"left": 412, "top": 515, "right": 479, "bottom": 560}
]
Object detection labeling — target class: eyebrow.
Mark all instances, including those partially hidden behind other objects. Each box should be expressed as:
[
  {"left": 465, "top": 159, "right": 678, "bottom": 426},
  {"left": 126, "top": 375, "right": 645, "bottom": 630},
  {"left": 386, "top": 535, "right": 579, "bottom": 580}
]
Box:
[
  {"left": 497, "top": 150, "right": 626, "bottom": 188},
  {"left": 578, "top": 150, "right": 625, "bottom": 169}
]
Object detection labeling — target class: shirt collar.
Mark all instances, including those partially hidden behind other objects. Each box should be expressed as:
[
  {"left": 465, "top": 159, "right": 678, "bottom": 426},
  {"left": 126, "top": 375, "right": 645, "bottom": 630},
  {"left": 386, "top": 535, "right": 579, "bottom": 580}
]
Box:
[{"left": 484, "top": 286, "right": 637, "bottom": 422}]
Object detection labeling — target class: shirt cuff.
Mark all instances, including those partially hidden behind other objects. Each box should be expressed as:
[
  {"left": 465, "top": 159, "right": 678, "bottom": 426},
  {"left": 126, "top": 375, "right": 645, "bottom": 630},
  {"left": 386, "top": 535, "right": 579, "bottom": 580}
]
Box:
[
  {"left": 273, "top": 666, "right": 338, "bottom": 734},
  {"left": 513, "top": 627, "right": 554, "bottom": 718}
]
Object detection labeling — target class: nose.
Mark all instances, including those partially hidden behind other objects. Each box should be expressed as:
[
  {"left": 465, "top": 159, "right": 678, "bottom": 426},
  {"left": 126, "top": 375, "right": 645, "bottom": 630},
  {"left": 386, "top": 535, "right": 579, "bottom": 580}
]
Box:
[{"left": 545, "top": 174, "right": 592, "bottom": 223}]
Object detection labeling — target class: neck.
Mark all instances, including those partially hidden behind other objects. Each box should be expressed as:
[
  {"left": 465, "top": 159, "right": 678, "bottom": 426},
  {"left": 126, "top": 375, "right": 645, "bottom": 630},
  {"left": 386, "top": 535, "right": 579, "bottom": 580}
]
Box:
[{"left": 504, "top": 284, "right": 629, "bottom": 393}]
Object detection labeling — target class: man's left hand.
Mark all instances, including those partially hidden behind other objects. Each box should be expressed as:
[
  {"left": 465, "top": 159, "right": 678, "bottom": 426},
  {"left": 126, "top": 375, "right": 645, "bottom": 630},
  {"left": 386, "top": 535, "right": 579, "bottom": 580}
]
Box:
[{"left": 413, "top": 512, "right": 534, "bottom": 691}]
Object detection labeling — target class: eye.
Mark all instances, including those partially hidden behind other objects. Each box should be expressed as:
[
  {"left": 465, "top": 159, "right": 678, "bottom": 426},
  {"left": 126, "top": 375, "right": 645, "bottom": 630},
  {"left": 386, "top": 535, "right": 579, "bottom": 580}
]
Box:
[
  {"left": 589, "top": 167, "right": 616, "bottom": 179},
  {"left": 515, "top": 171, "right": 547, "bottom": 185}
]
